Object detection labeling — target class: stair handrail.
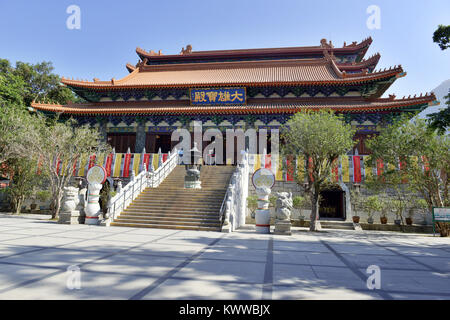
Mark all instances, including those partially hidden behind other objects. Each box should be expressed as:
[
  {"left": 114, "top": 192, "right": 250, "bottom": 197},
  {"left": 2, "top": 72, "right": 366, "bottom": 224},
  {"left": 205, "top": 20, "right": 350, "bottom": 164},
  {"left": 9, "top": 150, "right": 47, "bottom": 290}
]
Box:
[
  {"left": 102, "top": 147, "right": 178, "bottom": 226},
  {"left": 219, "top": 150, "right": 250, "bottom": 232},
  {"left": 104, "top": 167, "right": 148, "bottom": 225},
  {"left": 147, "top": 147, "right": 178, "bottom": 188}
]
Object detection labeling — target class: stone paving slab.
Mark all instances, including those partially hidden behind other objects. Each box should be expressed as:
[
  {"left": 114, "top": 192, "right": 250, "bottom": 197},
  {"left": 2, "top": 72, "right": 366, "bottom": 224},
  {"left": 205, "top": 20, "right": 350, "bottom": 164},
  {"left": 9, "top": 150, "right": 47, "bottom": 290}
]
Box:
[
  {"left": 0, "top": 216, "right": 449, "bottom": 300},
  {"left": 142, "top": 279, "right": 264, "bottom": 300}
]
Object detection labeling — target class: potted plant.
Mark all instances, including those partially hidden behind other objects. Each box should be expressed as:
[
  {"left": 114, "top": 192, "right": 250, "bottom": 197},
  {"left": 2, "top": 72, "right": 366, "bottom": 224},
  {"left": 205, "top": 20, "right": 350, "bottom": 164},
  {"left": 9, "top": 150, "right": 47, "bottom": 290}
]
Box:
[
  {"left": 247, "top": 195, "right": 258, "bottom": 219},
  {"left": 365, "top": 195, "right": 382, "bottom": 224},
  {"left": 292, "top": 195, "right": 306, "bottom": 221},
  {"left": 378, "top": 197, "right": 390, "bottom": 224},
  {"left": 350, "top": 189, "right": 363, "bottom": 223},
  {"left": 391, "top": 199, "right": 406, "bottom": 226}
]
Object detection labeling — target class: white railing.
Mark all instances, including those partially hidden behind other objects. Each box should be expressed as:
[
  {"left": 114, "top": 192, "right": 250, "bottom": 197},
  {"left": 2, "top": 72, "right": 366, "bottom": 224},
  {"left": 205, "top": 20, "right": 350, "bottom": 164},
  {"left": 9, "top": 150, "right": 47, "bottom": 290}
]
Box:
[
  {"left": 220, "top": 150, "right": 250, "bottom": 232},
  {"left": 147, "top": 148, "right": 178, "bottom": 188},
  {"left": 102, "top": 148, "right": 178, "bottom": 226}
]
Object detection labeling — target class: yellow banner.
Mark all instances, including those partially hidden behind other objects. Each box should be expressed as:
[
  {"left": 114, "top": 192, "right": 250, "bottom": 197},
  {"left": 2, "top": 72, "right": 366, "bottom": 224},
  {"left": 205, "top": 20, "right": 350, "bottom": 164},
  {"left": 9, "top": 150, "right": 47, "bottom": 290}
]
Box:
[
  {"left": 113, "top": 154, "right": 123, "bottom": 177},
  {"left": 254, "top": 154, "right": 261, "bottom": 172},
  {"left": 133, "top": 154, "right": 141, "bottom": 176},
  {"left": 297, "top": 156, "right": 305, "bottom": 182},
  {"left": 275, "top": 156, "right": 283, "bottom": 181},
  {"left": 152, "top": 154, "right": 159, "bottom": 171},
  {"left": 342, "top": 156, "right": 350, "bottom": 182},
  {"left": 78, "top": 158, "right": 87, "bottom": 177}
]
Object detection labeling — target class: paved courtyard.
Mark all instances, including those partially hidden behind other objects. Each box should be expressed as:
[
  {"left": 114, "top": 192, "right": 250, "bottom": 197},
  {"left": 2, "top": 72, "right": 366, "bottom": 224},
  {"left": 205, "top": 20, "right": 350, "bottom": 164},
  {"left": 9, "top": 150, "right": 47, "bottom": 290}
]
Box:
[{"left": 0, "top": 215, "right": 449, "bottom": 300}]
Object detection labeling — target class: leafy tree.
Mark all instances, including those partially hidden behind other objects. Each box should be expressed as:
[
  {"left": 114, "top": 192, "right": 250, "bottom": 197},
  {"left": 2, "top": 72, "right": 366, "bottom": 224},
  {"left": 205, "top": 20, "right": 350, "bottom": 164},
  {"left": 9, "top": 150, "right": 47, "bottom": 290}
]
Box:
[
  {"left": 0, "top": 59, "right": 83, "bottom": 107},
  {"left": 282, "top": 110, "right": 356, "bottom": 231},
  {"left": 0, "top": 103, "right": 42, "bottom": 166},
  {"left": 427, "top": 91, "right": 450, "bottom": 134},
  {"left": 366, "top": 116, "right": 450, "bottom": 236},
  {"left": 433, "top": 25, "right": 450, "bottom": 50},
  {"left": 35, "top": 117, "right": 111, "bottom": 219},
  {"left": 0, "top": 157, "right": 41, "bottom": 214}
]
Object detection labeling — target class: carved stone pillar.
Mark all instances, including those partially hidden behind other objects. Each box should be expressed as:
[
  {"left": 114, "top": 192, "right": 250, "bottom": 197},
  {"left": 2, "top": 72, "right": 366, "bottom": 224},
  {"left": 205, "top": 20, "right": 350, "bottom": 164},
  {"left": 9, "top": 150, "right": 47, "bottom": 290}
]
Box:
[{"left": 85, "top": 183, "right": 103, "bottom": 225}]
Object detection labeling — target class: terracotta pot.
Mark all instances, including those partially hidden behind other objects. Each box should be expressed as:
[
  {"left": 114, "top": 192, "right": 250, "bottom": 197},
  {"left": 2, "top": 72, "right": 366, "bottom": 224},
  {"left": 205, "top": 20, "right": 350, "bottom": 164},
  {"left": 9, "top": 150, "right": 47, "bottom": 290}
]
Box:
[
  {"left": 405, "top": 217, "right": 413, "bottom": 225},
  {"left": 352, "top": 216, "right": 360, "bottom": 223},
  {"left": 380, "top": 216, "right": 388, "bottom": 224}
]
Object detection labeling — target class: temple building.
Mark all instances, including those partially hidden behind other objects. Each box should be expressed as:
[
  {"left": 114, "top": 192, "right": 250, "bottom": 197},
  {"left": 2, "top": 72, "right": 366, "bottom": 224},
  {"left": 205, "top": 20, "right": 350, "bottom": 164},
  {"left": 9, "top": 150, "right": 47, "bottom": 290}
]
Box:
[{"left": 31, "top": 37, "right": 438, "bottom": 160}]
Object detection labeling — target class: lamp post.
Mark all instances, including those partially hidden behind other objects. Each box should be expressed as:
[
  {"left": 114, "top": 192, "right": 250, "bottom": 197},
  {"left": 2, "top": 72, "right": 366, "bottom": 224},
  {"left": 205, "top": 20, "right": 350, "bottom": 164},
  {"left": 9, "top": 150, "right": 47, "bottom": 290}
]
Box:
[{"left": 184, "top": 142, "right": 202, "bottom": 189}]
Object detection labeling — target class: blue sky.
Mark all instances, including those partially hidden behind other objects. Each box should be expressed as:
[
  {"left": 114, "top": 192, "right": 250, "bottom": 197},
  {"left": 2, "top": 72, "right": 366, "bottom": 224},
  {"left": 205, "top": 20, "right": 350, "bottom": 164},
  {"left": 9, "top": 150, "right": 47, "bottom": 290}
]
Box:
[{"left": 0, "top": 0, "right": 449, "bottom": 98}]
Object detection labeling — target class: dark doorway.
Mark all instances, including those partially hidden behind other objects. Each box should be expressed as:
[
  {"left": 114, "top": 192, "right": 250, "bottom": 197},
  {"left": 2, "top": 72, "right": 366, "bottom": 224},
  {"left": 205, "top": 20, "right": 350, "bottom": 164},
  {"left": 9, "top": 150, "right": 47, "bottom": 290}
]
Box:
[
  {"left": 146, "top": 133, "right": 173, "bottom": 153},
  {"left": 107, "top": 133, "right": 136, "bottom": 153},
  {"left": 319, "top": 188, "right": 345, "bottom": 220}
]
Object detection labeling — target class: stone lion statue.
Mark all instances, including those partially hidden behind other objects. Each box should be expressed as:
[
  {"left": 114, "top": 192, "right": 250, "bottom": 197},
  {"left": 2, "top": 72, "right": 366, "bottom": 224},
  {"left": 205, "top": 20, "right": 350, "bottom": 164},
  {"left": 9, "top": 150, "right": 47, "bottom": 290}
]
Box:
[{"left": 275, "top": 192, "right": 293, "bottom": 221}]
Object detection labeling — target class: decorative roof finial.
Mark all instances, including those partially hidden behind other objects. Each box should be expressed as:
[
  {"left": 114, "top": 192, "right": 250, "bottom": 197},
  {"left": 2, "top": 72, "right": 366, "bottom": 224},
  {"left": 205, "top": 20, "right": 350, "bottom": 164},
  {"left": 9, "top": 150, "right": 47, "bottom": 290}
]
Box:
[{"left": 181, "top": 44, "right": 193, "bottom": 55}]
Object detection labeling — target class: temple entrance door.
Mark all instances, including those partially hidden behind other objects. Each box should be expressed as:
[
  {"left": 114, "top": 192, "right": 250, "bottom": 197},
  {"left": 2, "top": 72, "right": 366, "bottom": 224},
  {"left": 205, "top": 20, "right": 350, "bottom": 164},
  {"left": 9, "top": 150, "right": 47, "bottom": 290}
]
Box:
[
  {"left": 146, "top": 133, "right": 173, "bottom": 153},
  {"left": 319, "top": 188, "right": 346, "bottom": 220}
]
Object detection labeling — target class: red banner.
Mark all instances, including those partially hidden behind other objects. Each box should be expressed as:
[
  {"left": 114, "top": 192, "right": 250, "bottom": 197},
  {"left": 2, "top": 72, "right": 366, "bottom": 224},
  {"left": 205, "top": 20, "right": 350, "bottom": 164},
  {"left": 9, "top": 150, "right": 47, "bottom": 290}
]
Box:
[
  {"left": 376, "top": 159, "right": 384, "bottom": 176},
  {"left": 421, "top": 156, "right": 430, "bottom": 172},
  {"left": 265, "top": 155, "right": 272, "bottom": 169},
  {"left": 72, "top": 157, "right": 78, "bottom": 176},
  {"left": 143, "top": 154, "right": 151, "bottom": 171},
  {"left": 353, "top": 156, "right": 361, "bottom": 183},
  {"left": 308, "top": 157, "right": 314, "bottom": 182},
  {"left": 88, "top": 154, "right": 96, "bottom": 169},
  {"left": 399, "top": 159, "right": 407, "bottom": 183},
  {"left": 162, "top": 153, "right": 168, "bottom": 163},
  {"left": 105, "top": 154, "right": 114, "bottom": 177},
  {"left": 286, "top": 157, "right": 294, "bottom": 182},
  {"left": 122, "top": 153, "right": 132, "bottom": 178}
]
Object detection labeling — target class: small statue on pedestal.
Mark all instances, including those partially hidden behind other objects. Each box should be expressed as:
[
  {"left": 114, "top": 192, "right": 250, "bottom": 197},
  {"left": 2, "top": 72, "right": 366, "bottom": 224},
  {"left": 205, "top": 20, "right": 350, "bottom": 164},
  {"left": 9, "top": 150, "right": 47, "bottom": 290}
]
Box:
[{"left": 274, "top": 192, "right": 293, "bottom": 235}]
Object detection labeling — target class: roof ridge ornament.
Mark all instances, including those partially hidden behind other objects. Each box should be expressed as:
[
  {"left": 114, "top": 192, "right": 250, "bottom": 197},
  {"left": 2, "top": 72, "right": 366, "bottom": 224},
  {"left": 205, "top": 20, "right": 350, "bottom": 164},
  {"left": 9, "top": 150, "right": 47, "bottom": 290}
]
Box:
[
  {"left": 320, "top": 39, "right": 333, "bottom": 49},
  {"left": 181, "top": 44, "right": 193, "bottom": 55}
]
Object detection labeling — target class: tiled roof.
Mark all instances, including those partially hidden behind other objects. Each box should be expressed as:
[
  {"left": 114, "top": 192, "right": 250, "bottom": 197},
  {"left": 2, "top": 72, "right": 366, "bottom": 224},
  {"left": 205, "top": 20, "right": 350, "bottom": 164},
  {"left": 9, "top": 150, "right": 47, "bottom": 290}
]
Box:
[
  {"left": 62, "top": 58, "right": 402, "bottom": 90},
  {"left": 136, "top": 37, "right": 373, "bottom": 61},
  {"left": 31, "top": 94, "right": 437, "bottom": 115}
]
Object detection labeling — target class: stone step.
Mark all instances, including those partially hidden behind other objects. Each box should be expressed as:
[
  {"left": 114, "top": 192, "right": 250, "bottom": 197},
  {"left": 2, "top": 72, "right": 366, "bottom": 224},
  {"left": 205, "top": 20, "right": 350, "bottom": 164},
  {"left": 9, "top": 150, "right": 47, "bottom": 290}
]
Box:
[
  {"left": 113, "top": 217, "right": 220, "bottom": 227},
  {"left": 130, "top": 199, "right": 223, "bottom": 206},
  {"left": 118, "top": 214, "right": 219, "bottom": 222},
  {"left": 110, "top": 221, "right": 221, "bottom": 232},
  {"left": 110, "top": 165, "right": 234, "bottom": 231},
  {"left": 128, "top": 201, "right": 222, "bottom": 210},
  {"left": 320, "top": 221, "right": 355, "bottom": 230},
  {"left": 124, "top": 207, "right": 220, "bottom": 214},
  {"left": 121, "top": 212, "right": 220, "bottom": 219}
]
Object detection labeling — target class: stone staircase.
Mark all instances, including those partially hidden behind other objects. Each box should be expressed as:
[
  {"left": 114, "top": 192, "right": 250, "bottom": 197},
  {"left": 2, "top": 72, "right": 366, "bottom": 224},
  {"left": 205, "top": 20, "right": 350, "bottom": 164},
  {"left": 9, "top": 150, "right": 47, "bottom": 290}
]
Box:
[
  {"left": 110, "top": 165, "right": 236, "bottom": 231},
  {"left": 320, "top": 220, "right": 355, "bottom": 230}
]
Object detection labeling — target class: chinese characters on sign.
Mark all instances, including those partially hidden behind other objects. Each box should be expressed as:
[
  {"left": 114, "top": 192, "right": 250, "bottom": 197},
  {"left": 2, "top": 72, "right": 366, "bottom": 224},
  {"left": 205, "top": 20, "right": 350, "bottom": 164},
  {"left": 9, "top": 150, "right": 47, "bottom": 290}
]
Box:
[{"left": 190, "top": 88, "right": 246, "bottom": 105}]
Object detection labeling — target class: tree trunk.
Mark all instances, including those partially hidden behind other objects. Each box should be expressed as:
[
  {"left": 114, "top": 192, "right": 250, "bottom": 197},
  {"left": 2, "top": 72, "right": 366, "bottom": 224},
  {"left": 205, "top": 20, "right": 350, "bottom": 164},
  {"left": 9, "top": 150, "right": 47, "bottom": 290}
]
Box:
[
  {"left": 309, "top": 191, "right": 321, "bottom": 231},
  {"left": 14, "top": 198, "right": 22, "bottom": 215},
  {"left": 52, "top": 195, "right": 62, "bottom": 220},
  {"left": 436, "top": 222, "right": 449, "bottom": 237}
]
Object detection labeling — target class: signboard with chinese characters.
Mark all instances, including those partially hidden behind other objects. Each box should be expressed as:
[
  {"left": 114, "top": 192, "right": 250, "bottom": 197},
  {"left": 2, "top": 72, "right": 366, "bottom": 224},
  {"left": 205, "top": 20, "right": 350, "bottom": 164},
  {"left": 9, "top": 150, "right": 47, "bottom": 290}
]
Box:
[
  {"left": 433, "top": 207, "right": 450, "bottom": 222},
  {"left": 190, "top": 88, "right": 246, "bottom": 105}
]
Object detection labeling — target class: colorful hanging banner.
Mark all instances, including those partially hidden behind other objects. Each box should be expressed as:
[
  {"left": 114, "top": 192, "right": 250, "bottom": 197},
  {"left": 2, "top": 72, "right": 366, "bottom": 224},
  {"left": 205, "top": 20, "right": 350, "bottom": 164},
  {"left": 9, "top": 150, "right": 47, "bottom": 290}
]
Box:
[
  {"left": 341, "top": 156, "right": 350, "bottom": 182},
  {"left": 353, "top": 156, "right": 362, "bottom": 183},
  {"left": 122, "top": 153, "right": 132, "bottom": 178}
]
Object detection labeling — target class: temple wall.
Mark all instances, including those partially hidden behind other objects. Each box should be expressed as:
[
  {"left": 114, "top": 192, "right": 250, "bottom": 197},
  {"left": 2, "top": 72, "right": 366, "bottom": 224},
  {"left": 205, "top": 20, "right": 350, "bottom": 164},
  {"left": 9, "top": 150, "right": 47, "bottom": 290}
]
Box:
[{"left": 246, "top": 174, "right": 432, "bottom": 225}]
